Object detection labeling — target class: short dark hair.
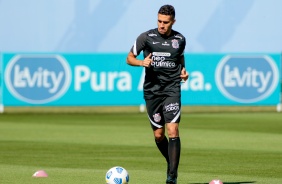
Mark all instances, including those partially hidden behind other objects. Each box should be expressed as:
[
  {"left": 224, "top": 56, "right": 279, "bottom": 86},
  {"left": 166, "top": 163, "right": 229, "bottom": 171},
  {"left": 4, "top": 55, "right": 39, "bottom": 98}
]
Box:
[{"left": 158, "top": 5, "right": 175, "bottom": 19}]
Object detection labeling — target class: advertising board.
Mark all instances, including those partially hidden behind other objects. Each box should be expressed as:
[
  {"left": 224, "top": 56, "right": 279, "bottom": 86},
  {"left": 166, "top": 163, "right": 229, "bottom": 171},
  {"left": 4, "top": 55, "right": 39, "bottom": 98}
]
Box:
[{"left": 2, "top": 53, "right": 280, "bottom": 106}]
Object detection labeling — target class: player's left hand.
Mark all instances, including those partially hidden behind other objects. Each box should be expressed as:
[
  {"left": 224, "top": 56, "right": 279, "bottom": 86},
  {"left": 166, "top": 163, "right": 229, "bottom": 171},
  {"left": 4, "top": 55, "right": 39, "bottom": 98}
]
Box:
[{"left": 180, "top": 67, "right": 189, "bottom": 82}]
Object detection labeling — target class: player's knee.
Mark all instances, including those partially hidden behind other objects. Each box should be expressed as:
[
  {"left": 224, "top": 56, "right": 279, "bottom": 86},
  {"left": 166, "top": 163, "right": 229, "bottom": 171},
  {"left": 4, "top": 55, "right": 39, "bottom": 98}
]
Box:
[
  {"left": 167, "top": 132, "right": 179, "bottom": 138},
  {"left": 153, "top": 127, "right": 165, "bottom": 142},
  {"left": 167, "top": 124, "right": 179, "bottom": 138},
  {"left": 154, "top": 133, "right": 165, "bottom": 142}
]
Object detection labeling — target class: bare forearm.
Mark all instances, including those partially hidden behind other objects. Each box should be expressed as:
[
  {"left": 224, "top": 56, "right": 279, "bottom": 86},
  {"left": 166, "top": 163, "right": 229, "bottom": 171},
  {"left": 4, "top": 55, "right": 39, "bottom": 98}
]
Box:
[
  {"left": 126, "top": 52, "right": 143, "bottom": 66},
  {"left": 126, "top": 52, "right": 152, "bottom": 67}
]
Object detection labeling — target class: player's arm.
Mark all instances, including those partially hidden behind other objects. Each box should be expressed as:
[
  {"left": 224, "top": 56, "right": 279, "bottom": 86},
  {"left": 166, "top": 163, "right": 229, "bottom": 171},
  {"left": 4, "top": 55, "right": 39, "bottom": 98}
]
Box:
[
  {"left": 126, "top": 32, "right": 152, "bottom": 67},
  {"left": 126, "top": 52, "right": 152, "bottom": 67},
  {"left": 180, "top": 55, "right": 189, "bottom": 81}
]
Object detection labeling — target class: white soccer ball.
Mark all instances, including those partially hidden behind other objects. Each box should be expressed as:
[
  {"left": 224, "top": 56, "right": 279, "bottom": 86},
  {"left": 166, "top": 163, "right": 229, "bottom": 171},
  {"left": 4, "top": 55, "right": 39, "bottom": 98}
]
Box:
[{"left": 105, "top": 166, "right": 129, "bottom": 184}]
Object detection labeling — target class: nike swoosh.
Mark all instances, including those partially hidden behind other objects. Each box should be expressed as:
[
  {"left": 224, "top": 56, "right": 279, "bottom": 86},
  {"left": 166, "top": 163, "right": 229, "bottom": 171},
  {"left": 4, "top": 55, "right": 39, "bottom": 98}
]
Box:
[{"left": 153, "top": 42, "right": 159, "bottom": 44}]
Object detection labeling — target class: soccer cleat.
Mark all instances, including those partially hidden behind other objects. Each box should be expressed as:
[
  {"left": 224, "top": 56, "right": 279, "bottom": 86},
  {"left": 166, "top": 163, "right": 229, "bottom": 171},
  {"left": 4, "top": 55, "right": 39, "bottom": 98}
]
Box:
[{"left": 166, "top": 173, "right": 177, "bottom": 184}]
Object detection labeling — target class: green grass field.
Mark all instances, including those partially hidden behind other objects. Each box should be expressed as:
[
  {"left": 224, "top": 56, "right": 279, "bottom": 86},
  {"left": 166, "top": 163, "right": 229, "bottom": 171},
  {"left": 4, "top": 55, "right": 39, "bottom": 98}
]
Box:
[{"left": 0, "top": 111, "right": 281, "bottom": 184}]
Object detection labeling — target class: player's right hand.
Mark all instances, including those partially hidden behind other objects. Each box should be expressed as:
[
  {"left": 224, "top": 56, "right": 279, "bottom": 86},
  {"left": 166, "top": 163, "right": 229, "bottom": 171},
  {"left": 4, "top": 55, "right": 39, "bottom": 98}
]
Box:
[{"left": 142, "top": 53, "right": 152, "bottom": 67}]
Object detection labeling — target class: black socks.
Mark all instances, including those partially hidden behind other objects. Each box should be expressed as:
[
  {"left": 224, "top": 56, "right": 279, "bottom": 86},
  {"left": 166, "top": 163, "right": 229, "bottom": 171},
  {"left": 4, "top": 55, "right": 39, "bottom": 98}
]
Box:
[
  {"left": 155, "top": 136, "right": 181, "bottom": 176},
  {"left": 155, "top": 136, "right": 169, "bottom": 163},
  {"left": 168, "top": 137, "right": 181, "bottom": 176}
]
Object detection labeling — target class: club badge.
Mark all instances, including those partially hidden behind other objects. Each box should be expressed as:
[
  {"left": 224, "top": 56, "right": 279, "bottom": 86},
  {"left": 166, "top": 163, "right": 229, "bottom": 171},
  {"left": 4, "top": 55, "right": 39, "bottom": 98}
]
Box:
[
  {"left": 153, "top": 113, "right": 161, "bottom": 122},
  {"left": 171, "top": 39, "right": 179, "bottom": 49}
]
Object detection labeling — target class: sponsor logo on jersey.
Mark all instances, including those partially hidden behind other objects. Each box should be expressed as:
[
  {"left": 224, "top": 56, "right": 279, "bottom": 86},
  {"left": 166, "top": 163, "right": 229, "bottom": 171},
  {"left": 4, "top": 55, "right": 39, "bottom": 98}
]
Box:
[
  {"left": 148, "top": 33, "right": 157, "bottom": 37},
  {"left": 215, "top": 55, "right": 279, "bottom": 103},
  {"left": 162, "top": 41, "right": 170, "bottom": 46},
  {"left": 152, "top": 52, "right": 171, "bottom": 57},
  {"left": 5, "top": 55, "right": 71, "bottom": 104},
  {"left": 175, "top": 35, "right": 183, "bottom": 40},
  {"left": 165, "top": 103, "right": 179, "bottom": 112},
  {"left": 151, "top": 61, "right": 176, "bottom": 68},
  {"left": 151, "top": 52, "right": 175, "bottom": 68},
  {"left": 171, "top": 39, "right": 179, "bottom": 49},
  {"left": 153, "top": 113, "right": 161, "bottom": 122},
  {"left": 153, "top": 42, "right": 160, "bottom": 44}
]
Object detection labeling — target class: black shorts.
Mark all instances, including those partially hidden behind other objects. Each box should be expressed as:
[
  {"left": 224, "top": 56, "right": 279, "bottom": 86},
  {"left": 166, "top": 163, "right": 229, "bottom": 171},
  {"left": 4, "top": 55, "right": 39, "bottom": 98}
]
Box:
[{"left": 146, "top": 96, "right": 181, "bottom": 129}]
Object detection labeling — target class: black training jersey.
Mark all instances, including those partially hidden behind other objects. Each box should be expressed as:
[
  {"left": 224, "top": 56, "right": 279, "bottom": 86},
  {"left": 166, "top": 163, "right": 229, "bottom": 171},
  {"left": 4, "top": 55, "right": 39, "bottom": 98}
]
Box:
[{"left": 130, "top": 28, "right": 186, "bottom": 100}]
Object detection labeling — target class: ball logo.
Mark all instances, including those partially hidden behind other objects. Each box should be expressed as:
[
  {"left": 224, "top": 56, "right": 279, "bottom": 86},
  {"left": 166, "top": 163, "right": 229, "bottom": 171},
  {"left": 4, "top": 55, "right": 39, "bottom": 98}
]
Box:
[
  {"left": 106, "top": 171, "right": 112, "bottom": 179},
  {"left": 216, "top": 55, "right": 279, "bottom": 103},
  {"left": 5, "top": 55, "right": 71, "bottom": 104}
]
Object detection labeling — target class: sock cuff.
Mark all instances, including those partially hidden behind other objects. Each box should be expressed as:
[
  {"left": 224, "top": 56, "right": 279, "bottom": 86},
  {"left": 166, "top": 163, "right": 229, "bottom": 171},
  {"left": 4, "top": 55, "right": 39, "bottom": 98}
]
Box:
[{"left": 169, "top": 137, "right": 180, "bottom": 141}]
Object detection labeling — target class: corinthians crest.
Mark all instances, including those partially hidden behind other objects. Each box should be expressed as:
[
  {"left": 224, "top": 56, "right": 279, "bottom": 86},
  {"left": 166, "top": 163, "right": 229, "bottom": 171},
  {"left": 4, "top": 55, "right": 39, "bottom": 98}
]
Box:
[
  {"left": 171, "top": 39, "right": 179, "bottom": 49},
  {"left": 153, "top": 113, "right": 161, "bottom": 122}
]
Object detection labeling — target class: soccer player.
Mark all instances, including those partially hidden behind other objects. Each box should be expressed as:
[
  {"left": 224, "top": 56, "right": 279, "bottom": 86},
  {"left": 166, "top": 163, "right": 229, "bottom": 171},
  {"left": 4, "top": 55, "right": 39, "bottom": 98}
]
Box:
[{"left": 126, "top": 4, "right": 188, "bottom": 184}]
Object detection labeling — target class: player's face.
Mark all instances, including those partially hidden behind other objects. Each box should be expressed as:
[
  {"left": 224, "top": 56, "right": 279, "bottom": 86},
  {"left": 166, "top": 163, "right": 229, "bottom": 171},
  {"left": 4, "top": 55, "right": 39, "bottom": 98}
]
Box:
[{"left": 157, "top": 14, "right": 175, "bottom": 36}]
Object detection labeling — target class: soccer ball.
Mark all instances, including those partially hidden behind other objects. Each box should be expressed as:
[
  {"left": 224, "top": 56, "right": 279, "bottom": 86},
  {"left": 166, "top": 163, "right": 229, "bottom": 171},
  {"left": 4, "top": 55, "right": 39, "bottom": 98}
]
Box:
[
  {"left": 105, "top": 166, "right": 129, "bottom": 184},
  {"left": 209, "top": 179, "right": 223, "bottom": 184}
]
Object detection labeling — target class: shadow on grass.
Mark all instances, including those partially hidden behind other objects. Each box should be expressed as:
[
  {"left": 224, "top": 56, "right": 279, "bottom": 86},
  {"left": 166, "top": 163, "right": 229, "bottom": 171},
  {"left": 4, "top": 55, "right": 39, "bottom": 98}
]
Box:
[{"left": 189, "top": 181, "right": 256, "bottom": 184}]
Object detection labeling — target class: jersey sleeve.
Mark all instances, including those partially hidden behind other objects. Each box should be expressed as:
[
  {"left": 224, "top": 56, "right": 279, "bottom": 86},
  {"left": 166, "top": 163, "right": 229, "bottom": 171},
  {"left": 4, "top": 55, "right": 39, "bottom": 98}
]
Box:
[
  {"left": 180, "top": 37, "right": 186, "bottom": 56},
  {"left": 130, "top": 32, "right": 147, "bottom": 56}
]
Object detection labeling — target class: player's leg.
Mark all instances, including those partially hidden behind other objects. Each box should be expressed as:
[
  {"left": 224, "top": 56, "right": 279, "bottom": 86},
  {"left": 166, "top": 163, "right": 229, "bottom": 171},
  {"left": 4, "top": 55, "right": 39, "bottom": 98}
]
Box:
[
  {"left": 146, "top": 98, "right": 170, "bottom": 167},
  {"left": 163, "top": 97, "right": 181, "bottom": 183},
  {"left": 154, "top": 127, "right": 169, "bottom": 164},
  {"left": 166, "top": 123, "right": 180, "bottom": 176},
  {"left": 166, "top": 123, "right": 181, "bottom": 184}
]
